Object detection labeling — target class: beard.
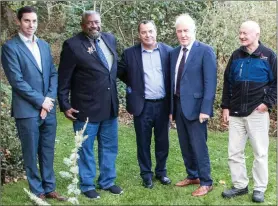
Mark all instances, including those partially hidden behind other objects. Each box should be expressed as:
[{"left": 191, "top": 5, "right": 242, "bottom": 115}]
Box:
[{"left": 87, "top": 30, "right": 100, "bottom": 39}]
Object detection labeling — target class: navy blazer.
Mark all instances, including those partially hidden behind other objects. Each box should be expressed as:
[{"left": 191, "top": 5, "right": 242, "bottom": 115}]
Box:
[
  {"left": 170, "top": 41, "right": 217, "bottom": 120},
  {"left": 58, "top": 32, "right": 119, "bottom": 122},
  {"left": 1, "top": 35, "right": 57, "bottom": 118},
  {"left": 118, "top": 43, "right": 173, "bottom": 116}
]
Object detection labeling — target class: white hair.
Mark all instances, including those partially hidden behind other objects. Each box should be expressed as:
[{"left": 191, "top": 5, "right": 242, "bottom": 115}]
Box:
[{"left": 175, "top": 13, "right": 196, "bottom": 31}]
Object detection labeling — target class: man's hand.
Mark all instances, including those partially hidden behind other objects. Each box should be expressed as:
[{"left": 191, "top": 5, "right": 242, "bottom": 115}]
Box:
[
  {"left": 199, "top": 113, "right": 209, "bottom": 123},
  {"left": 64, "top": 108, "right": 79, "bottom": 121},
  {"left": 40, "top": 108, "right": 48, "bottom": 120},
  {"left": 222, "top": 109, "right": 229, "bottom": 128},
  {"left": 256, "top": 103, "right": 268, "bottom": 113},
  {"left": 42, "top": 97, "right": 55, "bottom": 112}
]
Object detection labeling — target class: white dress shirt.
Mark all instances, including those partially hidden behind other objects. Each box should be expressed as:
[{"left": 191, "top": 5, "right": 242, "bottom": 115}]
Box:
[{"left": 18, "top": 32, "right": 42, "bottom": 72}]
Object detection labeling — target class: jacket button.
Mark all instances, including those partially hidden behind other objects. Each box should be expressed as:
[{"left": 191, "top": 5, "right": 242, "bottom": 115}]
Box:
[{"left": 108, "top": 88, "right": 110, "bottom": 90}]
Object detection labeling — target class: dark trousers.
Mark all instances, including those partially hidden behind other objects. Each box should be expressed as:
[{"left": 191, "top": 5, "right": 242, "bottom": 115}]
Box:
[
  {"left": 133, "top": 100, "right": 169, "bottom": 181},
  {"left": 175, "top": 98, "right": 213, "bottom": 186},
  {"left": 15, "top": 113, "right": 57, "bottom": 195}
]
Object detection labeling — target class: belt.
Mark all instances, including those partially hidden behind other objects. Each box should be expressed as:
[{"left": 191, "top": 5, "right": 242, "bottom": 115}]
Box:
[{"left": 145, "top": 97, "right": 165, "bottom": 102}]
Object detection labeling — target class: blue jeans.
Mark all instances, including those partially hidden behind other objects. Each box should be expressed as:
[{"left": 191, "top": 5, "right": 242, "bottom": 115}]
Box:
[{"left": 73, "top": 118, "right": 118, "bottom": 192}]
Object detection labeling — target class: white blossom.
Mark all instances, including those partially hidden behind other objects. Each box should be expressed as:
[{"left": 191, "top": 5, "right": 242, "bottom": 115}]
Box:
[
  {"left": 59, "top": 171, "right": 73, "bottom": 179},
  {"left": 70, "top": 166, "right": 79, "bottom": 174},
  {"left": 68, "top": 197, "right": 79, "bottom": 205},
  {"left": 72, "top": 177, "right": 79, "bottom": 184},
  {"left": 23, "top": 188, "right": 50, "bottom": 206},
  {"left": 63, "top": 158, "right": 72, "bottom": 167}
]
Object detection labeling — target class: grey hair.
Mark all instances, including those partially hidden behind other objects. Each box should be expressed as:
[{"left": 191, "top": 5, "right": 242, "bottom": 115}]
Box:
[
  {"left": 175, "top": 13, "right": 196, "bottom": 31},
  {"left": 81, "top": 10, "right": 101, "bottom": 23}
]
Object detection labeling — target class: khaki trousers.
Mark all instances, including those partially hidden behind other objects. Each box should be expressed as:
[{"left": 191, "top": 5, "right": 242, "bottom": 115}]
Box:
[{"left": 228, "top": 110, "right": 269, "bottom": 192}]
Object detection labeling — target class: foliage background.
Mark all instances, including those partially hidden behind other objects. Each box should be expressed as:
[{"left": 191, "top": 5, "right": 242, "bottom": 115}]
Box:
[{"left": 0, "top": 0, "right": 277, "bottom": 183}]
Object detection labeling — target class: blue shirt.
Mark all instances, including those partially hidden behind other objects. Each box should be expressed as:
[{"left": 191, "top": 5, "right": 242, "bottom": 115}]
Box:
[{"left": 141, "top": 43, "right": 165, "bottom": 99}]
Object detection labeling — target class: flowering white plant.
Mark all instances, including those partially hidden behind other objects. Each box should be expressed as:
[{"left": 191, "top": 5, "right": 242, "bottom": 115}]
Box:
[
  {"left": 59, "top": 118, "right": 89, "bottom": 205},
  {"left": 23, "top": 188, "right": 50, "bottom": 206}
]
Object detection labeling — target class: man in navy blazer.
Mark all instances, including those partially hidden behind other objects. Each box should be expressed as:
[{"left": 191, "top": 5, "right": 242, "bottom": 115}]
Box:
[
  {"left": 58, "top": 11, "right": 122, "bottom": 199},
  {"left": 118, "top": 20, "right": 172, "bottom": 189},
  {"left": 170, "top": 14, "right": 217, "bottom": 196},
  {"left": 1, "top": 6, "right": 65, "bottom": 201}
]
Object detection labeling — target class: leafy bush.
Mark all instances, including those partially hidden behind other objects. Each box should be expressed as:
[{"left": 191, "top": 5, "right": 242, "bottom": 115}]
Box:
[{"left": 0, "top": 82, "right": 24, "bottom": 184}]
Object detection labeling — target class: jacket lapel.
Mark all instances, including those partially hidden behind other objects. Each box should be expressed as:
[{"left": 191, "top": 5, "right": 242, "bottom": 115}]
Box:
[
  {"left": 37, "top": 39, "right": 45, "bottom": 73},
  {"left": 15, "top": 35, "right": 42, "bottom": 73},
  {"left": 134, "top": 44, "right": 144, "bottom": 84},
  {"left": 181, "top": 41, "right": 199, "bottom": 78},
  {"left": 171, "top": 46, "right": 180, "bottom": 82},
  {"left": 80, "top": 33, "right": 100, "bottom": 62},
  {"left": 158, "top": 43, "right": 166, "bottom": 79}
]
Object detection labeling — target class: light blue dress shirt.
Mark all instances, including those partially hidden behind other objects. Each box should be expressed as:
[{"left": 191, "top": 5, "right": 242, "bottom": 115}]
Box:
[{"left": 141, "top": 43, "right": 165, "bottom": 99}]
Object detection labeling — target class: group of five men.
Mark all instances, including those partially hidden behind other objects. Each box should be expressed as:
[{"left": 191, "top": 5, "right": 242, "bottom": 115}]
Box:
[{"left": 1, "top": 6, "right": 276, "bottom": 203}]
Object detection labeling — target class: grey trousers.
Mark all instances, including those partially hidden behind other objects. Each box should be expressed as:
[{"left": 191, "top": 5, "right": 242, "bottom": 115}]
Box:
[{"left": 228, "top": 110, "right": 269, "bottom": 192}]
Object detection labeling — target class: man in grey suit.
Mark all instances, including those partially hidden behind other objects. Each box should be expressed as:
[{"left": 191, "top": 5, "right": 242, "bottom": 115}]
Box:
[{"left": 1, "top": 6, "right": 66, "bottom": 201}]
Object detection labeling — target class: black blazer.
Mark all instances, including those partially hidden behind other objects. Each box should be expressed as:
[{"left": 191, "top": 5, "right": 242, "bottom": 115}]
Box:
[
  {"left": 118, "top": 43, "right": 173, "bottom": 116},
  {"left": 58, "top": 32, "right": 119, "bottom": 122}
]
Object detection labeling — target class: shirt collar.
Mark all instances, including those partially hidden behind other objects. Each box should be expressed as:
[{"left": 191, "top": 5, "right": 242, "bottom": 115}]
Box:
[
  {"left": 141, "top": 43, "right": 159, "bottom": 53},
  {"left": 180, "top": 40, "right": 195, "bottom": 53},
  {"left": 18, "top": 32, "right": 38, "bottom": 43}
]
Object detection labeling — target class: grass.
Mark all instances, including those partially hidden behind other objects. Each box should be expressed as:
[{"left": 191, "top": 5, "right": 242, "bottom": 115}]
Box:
[{"left": 1, "top": 112, "right": 276, "bottom": 205}]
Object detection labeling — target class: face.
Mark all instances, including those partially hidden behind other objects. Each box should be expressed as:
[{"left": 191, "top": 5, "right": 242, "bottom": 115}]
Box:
[
  {"left": 139, "top": 22, "right": 157, "bottom": 49},
  {"left": 176, "top": 22, "right": 195, "bottom": 47},
  {"left": 81, "top": 13, "right": 101, "bottom": 39},
  {"left": 18, "top": 12, "right": 37, "bottom": 39},
  {"left": 239, "top": 24, "right": 259, "bottom": 48}
]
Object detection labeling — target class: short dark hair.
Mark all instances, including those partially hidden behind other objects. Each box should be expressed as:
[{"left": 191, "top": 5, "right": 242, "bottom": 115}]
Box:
[
  {"left": 138, "top": 20, "right": 157, "bottom": 33},
  {"left": 17, "top": 6, "right": 37, "bottom": 21}
]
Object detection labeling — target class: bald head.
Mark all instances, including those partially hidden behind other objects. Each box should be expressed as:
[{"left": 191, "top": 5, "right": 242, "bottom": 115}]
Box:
[
  {"left": 239, "top": 20, "right": 260, "bottom": 52},
  {"left": 240, "top": 20, "right": 260, "bottom": 34}
]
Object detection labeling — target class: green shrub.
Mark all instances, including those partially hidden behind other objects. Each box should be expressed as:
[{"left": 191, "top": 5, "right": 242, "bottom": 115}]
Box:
[{"left": 0, "top": 83, "right": 24, "bottom": 184}]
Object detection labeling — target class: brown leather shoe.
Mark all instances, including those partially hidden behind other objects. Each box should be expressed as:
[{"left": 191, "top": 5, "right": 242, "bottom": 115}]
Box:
[
  {"left": 37, "top": 194, "right": 46, "bottom": 200},
  {"left": 45, "top": 191, "right": 67, "bottom": 201},
  {"left": 175, "top": 178, "right": 200, "bottom": 187},
  {"left": 192, "top": 186, "right": 213, "bottom": 197}
]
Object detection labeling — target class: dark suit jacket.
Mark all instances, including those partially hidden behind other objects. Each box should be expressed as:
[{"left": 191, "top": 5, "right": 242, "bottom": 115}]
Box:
[
  {"left": 118, "top": 43, "right": 173, "bottom": 116},
  {"left": 1, "top": 35, "right": 57, "bottom": 118},
  {"left": 58, "top": 32, "right": 119, "bottom": 122},
  {"left": 170, "top": 41, "right": 217, "bottom": 120}
]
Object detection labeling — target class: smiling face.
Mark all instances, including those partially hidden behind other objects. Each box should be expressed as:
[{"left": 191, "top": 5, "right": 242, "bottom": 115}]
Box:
[
  {"left": 239, "top": 22, "right": 260, "bottom": 48},
  {"left": 176, "top": 22, "right": 196, "bottom": 47},
  {"left": 81, "top": 13, "right": 101, "bottom": 39},
  {"left": 138, "top": 22, "right": 157, "bottom": 50},
  {"left": 18, "top": 12, "right": 37, "bottom": 39}
]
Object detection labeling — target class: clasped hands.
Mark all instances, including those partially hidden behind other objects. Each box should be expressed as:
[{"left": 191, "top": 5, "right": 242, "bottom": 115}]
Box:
[{"left": 40, "top": 97, "right": 55, "bottom": 119}]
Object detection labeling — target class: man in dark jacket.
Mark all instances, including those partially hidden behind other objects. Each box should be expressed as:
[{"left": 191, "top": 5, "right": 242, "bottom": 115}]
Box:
[
  {"left": 221, "top": 20, "right": 277, "bottom": 203},
  {"left": 118, "top": 20, "right": 172, "bottom": 189},
  {"left": 58, "top": 11, "right": 122, "bottom": 199}
]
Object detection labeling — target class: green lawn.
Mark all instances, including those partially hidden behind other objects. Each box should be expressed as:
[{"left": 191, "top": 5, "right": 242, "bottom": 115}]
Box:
[{"left": 1, "top": 113, "right": 276, "bottom": 205}]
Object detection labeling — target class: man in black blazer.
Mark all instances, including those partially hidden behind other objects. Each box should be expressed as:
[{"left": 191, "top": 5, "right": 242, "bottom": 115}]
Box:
[
  {"left": 118, "top": 20, "right": 173, "bottom": 189},
  {"left": 58, "top": 11, "right": 122, "bottom": 199}
]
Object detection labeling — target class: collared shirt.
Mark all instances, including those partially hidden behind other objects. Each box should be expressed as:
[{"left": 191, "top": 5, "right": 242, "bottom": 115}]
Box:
[
  {"left": 18, "top": 32, "right": 42, "bottom": 72},
  {"left": 174, "top": 40, "right": 195, "bottom": 94},
  {"left": 97, "top": 37, "right": 113, "bottom": 70},
  {"left": 141, "top": 43, "right": 165, "bottom": 99}
]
